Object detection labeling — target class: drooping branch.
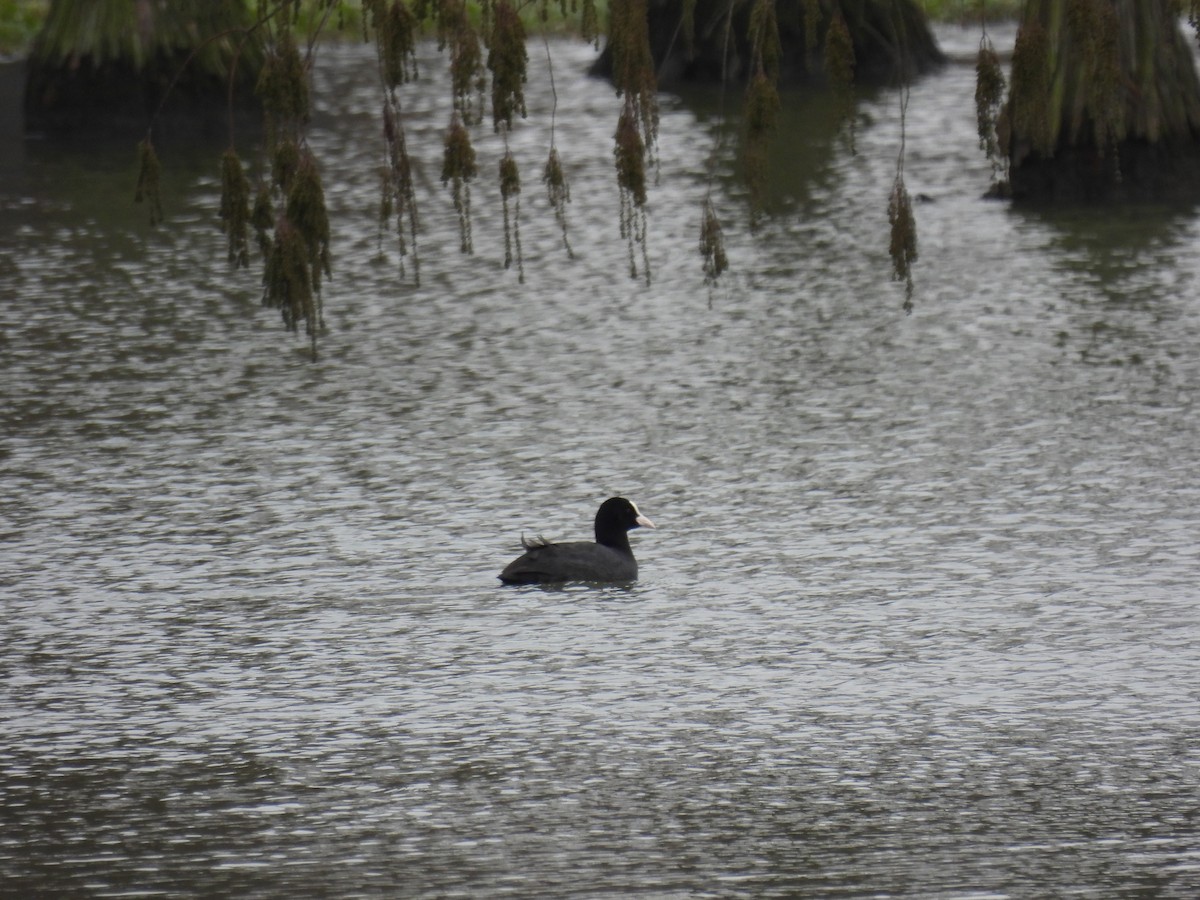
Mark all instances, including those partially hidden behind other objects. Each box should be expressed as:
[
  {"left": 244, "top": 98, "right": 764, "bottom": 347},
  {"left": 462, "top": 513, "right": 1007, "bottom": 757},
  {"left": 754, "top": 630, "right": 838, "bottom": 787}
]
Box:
[
  {"left": 541, "top": 34, "right": 574, "bottom": 259},
  {"left": 887, "top": 83, "right": 918, "bottom": 315},
  {"left": 608, "top": 0, "right": 659, "bottom": 282},
  {"left": 975, "top": 29, "right": 1007, "bottom": 187},
  {"left": 499, "top": 130, "right": 524, "bottom": 282},
  {"left": 488, "top": 0, "right": 528, "bottom": 133},
  {"left": 1003, "top": 0, "right": 1200, "bottom": 201}
]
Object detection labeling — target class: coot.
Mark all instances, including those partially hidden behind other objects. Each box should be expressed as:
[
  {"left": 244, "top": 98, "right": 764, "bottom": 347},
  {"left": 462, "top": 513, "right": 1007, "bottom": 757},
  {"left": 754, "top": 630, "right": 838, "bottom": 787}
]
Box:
[{"left": 498, "top": 497, "right": 655, "bottom": 584}]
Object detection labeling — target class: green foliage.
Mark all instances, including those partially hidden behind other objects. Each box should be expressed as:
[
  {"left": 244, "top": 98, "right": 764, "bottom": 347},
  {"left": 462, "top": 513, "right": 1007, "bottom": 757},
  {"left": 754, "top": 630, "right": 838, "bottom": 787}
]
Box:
[
  {"left": 285, "top": 150, "right": 332, "bottom": 291},
  {"left": 79, "top": 0, "right": 1053, "bottom": 353},
  {"left": 747, "top": 0, "right": 781, "bottom": 82},
  {"left": 134, "top": 139, "right": 164, "bottom": 227},
  {"left": 442, "top": 116, "right": 477, "bottom": 253},
  {"left": 608, "top": 0, "right": 659, "bottom": 160},
  {"left": 543, "top": 147, "right": 574, "bottom": 258},
  {"left": 257, "top": 29, "right": 310, "bottom": 126},
  {"left": 368, "top": 0, "right": 419, "bottom": 88},
  {"left": 614, "top": 109, "right": 647, "bottom": 208},
  {"left": 263, "top": 217, "right": 318, "bottom": 347},
  {"left": 381, "top": 96, "right": 420, "bottom": 282},
  {"left": 499, "top": 152, "right": 524, "bottom": 280},
  {"left": 251, "top": 184, "right": 275, "bottom": 260},
  {"left": 272, "top": 138, "right": 302, "bottom": 193},
  {"left": 699, "top": 199, "right": 727, "bottom": 287},
  {"left": 607, "top": 0, "right": 656, "bottom": 279},
  {"left": 0, "top": 0, "right": 48, "bottom": 55},
  {"left": 220, "top": 148, "right": 252, "bottom": 268},
  {"left": 578, "top": 0, "right": 600, "bottom": 47},
  {"left": 888, "top": 172, "right": 917, "bottom": 313},
  {"left": 249, "top": 7, "right": 335, "bottom": 359},
  {"left": 488, "top": 0, "right": 528, "bottom": 132},
  {"left": 614, "top": 109, "right": 649, "bottom": 281},
  {"left": 975, "top": 36, "right": 1006, "bottom": 179},
  {"left": 499, "top": 152, "right": 520, "bottom": 199},
  {"left": 608, "top": 0, "right": 654, "bottom": 104},
  {"left": 441, "top": 115, "right": 478, "bottom": 185},
  {"left": 436, "top": 0, "right": 485, "bottom": 124}
]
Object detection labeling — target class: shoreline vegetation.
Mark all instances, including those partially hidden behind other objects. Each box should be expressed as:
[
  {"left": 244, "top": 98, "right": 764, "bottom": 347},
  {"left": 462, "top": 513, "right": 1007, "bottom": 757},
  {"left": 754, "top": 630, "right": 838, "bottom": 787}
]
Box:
[{"left": 0, "top": 1, "right": 1026, "bottom": 60}]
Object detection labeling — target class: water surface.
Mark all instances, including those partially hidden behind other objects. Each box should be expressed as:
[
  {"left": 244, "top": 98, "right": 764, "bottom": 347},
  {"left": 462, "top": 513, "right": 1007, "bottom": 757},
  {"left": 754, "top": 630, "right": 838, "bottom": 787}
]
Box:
[{"left": 2, "top": 26, "right": 1199, "bottom": 897}]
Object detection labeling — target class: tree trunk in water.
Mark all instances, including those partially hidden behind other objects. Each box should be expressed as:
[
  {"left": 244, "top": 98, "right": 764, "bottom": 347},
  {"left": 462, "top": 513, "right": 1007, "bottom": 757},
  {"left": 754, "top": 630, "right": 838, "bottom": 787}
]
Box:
[
  {"left": 591, "top": 0, "right": 944, "bottom": 87},
  {"left": 1004, "top": 0, "right": 1200, "bottom": 201},
  {"left": 24, "top": 0, "right": 260, "bottom": 136}
]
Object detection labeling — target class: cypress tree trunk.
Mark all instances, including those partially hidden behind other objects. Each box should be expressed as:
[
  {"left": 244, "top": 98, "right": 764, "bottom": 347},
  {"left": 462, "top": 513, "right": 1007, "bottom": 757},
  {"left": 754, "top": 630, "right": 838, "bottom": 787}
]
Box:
[
  {"left": 1004, "top": 0, "right": 1200, "bottom": 201},
  {"left": 592, "top": 0, "right": 944, "bottom": 87},
  {"left": 24, "top": 0, "right": 261, "bottom": 136}
]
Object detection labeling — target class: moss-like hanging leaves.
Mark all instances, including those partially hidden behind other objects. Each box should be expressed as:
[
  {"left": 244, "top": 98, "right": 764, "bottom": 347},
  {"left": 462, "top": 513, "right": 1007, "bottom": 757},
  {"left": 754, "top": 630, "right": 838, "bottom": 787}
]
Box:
[
  {"left": 488, "top": 1, "right": 527, "bottom": 133},
  {"left": 499, "top": 152, "right": 523, "bottom": 280},
  {"left": 748, "top": 0, "right": 781, "bottom": 82},
  {"left": 441, "top": 116, "right": 477, "bottom": 185},
  {"left": 609, "top": 0, "right": 656, "bottom": 107},
  {"left": 272, "top": 138, "right": 302, "bottom": 195},
  {"left": 257, "top": 145, "right": 330, "bottom": 360},
  {"left": 614, "top": 109, "right": 648, "bottom": 208},
  {"left": 608, "top": 0, "right": 659, "bottom": 170},
  {"left": 437, "top": 0, "right": 484, "bottom": 124},
  {"left": 543, "top": 147, "right": 573, "bottom": 258},
  {"left": 134, "top": 138, "right": 164, "bottom": 226},
  {"left": 251, "top": 183, "right": 274, "bottom": 260},
  {"left": 975, "top": 37, "right": 1006, "bottom": 170},
  {"left": 608, "top": 0, "right": 658, "bottom": 281},
  {"left": 615, "top": 109, "right": 650, "bottom": 282},
  {"left": 374, "top": 0, "right": 419, "bottom": 89},
  {"left": 263, "top": 217, "right": 315, "bottom": 340},
  {"left": 257, "top": 29, "right": 310, "bottom": 127},
  {"left": 499, "top": 152, "right": 520, "bottom": 199},
  {"left": 382, "top": 98, "right": 420, "bottom": 282},
  {"left": 442, "top": 116, "right": 477, "bottom": 253},
  {"left": 219, "top": 148, "right": 251, "bottom": 267},
  {"left": 579, "top": 0, "right": 600, "bottom": 49},
  {"left": 286, "top": 150, "right": 332, "bottom": 292},
  {"left": 700, "top": 198, "right": 727, "bottom": 286},
  {"left": 888, "top": 173, "right": 917, "bottom": 313}
]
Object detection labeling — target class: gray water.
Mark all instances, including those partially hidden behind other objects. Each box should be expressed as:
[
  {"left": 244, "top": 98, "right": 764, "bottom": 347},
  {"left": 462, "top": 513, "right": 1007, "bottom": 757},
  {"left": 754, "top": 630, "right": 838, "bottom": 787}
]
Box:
[{"left": 3, "top": 25, "right": 1200, "bottom": 897}]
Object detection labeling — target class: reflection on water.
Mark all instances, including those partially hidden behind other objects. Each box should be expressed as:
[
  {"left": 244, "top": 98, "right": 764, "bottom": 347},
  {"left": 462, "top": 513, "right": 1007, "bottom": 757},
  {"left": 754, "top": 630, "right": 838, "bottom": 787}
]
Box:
[{"left": 3, "top": 26, "right": 1200, "bottom": 897}]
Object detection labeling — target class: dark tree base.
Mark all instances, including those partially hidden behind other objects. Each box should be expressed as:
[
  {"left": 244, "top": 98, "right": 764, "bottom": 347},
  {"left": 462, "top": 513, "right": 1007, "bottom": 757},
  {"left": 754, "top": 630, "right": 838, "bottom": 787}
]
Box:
[
  {"left": 24, "top": 54, "right": 258, "bottom": 139},
  {"left": 1009, "top": 138, "right": 1200, "bottom": 204},
  {"left": 591, "top": 0, "right": 945, "bottom": 88}
]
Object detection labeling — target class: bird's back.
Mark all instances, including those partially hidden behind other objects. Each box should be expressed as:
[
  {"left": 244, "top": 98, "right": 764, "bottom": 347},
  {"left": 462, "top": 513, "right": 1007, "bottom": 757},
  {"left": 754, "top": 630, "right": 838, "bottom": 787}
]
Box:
[{"left": 498, "top": 539, "right": 638, "bottom": 584}]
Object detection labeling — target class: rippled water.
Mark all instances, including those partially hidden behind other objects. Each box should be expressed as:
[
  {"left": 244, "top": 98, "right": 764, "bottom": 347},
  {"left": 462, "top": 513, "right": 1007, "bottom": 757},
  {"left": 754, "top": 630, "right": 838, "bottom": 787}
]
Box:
[{"left": 3, "top": 25, "right": 1200, "bottom": 897}]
